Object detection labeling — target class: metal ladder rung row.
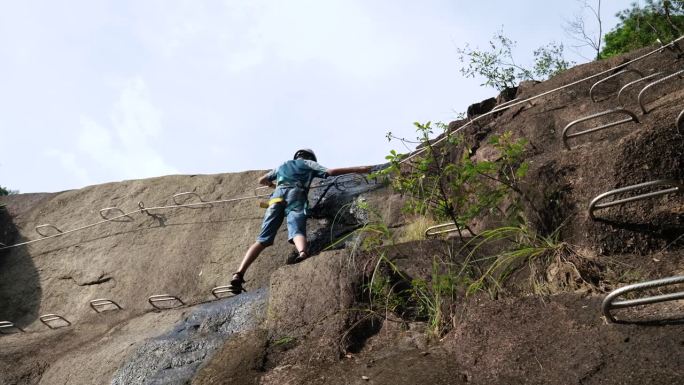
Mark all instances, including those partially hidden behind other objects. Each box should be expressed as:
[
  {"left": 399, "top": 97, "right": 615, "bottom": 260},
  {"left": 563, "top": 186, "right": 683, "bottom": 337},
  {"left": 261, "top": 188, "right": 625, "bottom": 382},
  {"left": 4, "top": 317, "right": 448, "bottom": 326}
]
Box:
[
  {"left": 1, "top": 174, "right": 371, "bottom": 251},
  {"left": 589, "top": 69, "right": 644, "bottom": 103},
  {"left": 602, "top": 275, "right": 684, "bottom": 323},
  {"left": 0, "top": 287, "right": 239, "bottom": 336},
  {"left": 568, "top": 69, "right": 683, "bottom": 151}
]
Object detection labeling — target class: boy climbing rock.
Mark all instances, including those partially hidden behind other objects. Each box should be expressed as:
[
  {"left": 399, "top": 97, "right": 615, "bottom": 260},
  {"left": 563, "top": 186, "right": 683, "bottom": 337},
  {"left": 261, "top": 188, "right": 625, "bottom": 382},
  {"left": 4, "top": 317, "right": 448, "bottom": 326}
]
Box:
[{"left": 229, "top": 148, "right": 373, "bottom": 294}]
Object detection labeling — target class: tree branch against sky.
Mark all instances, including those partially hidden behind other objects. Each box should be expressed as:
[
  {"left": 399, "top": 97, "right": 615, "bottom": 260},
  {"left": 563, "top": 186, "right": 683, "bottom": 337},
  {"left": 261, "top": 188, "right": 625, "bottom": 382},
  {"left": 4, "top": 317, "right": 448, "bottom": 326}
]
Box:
[{"left": 564, "top": 0, "right": 603, "bottom": 61}]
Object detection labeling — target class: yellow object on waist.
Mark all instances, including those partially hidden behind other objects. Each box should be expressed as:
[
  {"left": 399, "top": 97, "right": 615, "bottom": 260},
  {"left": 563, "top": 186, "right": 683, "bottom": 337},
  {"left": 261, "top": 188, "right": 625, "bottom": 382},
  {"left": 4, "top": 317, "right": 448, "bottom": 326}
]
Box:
[{"left": 259, "top": 197, "right": 285, "bottom": 208}]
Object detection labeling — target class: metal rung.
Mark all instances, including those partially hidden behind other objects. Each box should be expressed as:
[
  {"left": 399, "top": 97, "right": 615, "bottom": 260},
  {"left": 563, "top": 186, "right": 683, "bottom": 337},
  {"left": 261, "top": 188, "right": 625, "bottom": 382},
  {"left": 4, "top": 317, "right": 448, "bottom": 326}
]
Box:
[
  {"left": 602, "top": 275, "right": 684, "bottom": 323},
  {"left": 99, "top": 207, "right": 134, "bottom": 222},
  {"left": 562, "top": 108, "right": 639, "bottom": 150},
  {"left": 617, "top": 72, "right": 663, "bottom": 107},
  {"left": 172, "top": 192, "right": 212, "bottom": 207},
  {"left": 588, "top": 179, "right": 683, "bottom": 220},
  {"left": 590, "top": 69, "right": 644, "bottom": 102},
  {"left": 638, "top": 69, "right": 684, "bottom": 114},
  {"left": 677, "top": 108, "right": 684, "bottom": 134},
  {"left": 148, "top": 294, "right": 184, "bottom": 310},
  {"left": 425, "top": 222, "right": 460, "bottom": 238},
  {"left": 35, "top": 224, "right": 63, "bottom": 237},
  {"left": 0, "top": 321, "right": 24, "bottom": 334},
  {"left": 211, "top": 286, "right": 239, "bottom": 299},
  {"left": 39, "top": 314, "right": 71, "bottom": 329},
  {"left": 89, "top": 298, "right": 123, "bottom": 313}
]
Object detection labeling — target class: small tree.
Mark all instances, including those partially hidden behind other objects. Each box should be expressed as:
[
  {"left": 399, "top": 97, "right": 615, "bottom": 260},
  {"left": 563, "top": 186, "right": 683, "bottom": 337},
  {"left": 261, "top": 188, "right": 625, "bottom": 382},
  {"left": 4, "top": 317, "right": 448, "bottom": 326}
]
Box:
[
  {"left": 378, "top": 122, "right": 532, "bottom": 241},
  {"left": 457, "top": 29, "right": 574, "bottom": 91}
]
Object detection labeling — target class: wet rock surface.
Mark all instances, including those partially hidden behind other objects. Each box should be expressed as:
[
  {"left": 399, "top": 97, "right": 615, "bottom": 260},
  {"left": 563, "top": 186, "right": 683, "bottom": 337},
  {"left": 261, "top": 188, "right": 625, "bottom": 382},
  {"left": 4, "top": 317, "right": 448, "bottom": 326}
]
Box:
[{"left": 111, "top": 288, "right": 267, "bottom": 385}]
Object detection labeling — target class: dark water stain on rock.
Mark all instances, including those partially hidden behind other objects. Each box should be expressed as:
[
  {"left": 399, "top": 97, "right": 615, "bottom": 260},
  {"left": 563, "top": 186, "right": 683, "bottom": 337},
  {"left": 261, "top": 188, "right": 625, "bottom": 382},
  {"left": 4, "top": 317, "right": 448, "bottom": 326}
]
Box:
[{"left": 111, "top": 288, "right": 267, "bottom": 385}]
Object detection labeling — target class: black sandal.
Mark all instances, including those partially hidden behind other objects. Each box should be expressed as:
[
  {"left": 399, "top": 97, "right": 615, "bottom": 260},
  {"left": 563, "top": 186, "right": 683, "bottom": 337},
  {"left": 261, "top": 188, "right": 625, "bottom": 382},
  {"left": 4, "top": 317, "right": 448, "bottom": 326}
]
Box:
[
  {"left": 229, "top": 272, "right": 245, "bottom": 294},
  {"left": 294, "top": 251, "right": 309, "bottom": 263}
]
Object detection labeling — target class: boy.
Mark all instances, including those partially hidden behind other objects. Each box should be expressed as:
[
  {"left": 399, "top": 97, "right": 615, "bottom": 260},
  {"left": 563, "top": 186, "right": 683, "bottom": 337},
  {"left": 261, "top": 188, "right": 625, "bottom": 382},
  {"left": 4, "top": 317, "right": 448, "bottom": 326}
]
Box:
[{"left": 229, "top": 148, "right": 373, "bottom": 293}]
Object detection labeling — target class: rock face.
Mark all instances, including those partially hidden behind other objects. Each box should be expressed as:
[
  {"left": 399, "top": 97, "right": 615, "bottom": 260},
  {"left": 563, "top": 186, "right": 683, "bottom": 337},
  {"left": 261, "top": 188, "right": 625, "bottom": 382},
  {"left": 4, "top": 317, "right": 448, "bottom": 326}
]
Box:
[{"left": 1, "top": 41, "right": 684, "bottom": 385}]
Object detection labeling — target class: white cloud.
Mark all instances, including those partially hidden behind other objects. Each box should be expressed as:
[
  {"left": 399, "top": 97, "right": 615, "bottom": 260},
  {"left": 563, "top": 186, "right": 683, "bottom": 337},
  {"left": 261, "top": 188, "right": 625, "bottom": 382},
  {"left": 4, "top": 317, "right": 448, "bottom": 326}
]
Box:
[
  {"left": 77, "top": 77, "right": 178, "bottom": 180},
  {"left": 45, "top": 149, "right": 91, "bottom": 187}
]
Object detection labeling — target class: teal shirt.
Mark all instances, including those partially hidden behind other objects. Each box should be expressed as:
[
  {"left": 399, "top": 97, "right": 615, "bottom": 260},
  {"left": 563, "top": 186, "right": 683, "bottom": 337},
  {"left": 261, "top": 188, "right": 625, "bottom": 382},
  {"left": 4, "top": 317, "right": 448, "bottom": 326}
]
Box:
[
  {"left": 265, "top": 159, "right": 329, "bottom": 187},
  {"left": 265, "top": 159, "right": 329, "bottom": 213}
]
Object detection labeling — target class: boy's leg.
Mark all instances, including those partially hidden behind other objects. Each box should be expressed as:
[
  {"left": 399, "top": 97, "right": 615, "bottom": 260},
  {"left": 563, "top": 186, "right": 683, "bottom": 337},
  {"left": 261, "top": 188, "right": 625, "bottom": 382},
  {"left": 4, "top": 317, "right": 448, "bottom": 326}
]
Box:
[
  {"left": 234, "top": 201, "right": 284, "bottom": 285},
  {"left": 292, "top": 235, "right": 307, "bottom": 256},
  {"left": 236, "top": 242, "right": 267, "bottom": 274},
  {"left": 287, "top": 209, "right": 309, "bottom": 262}
]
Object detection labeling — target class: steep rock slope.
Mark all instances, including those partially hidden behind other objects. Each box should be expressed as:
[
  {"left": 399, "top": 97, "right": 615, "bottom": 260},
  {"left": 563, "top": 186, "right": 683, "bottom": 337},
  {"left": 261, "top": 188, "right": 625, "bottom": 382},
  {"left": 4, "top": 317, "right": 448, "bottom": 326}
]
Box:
[{"left": 1, "top": 41, "right": 683, "bottom": 385}]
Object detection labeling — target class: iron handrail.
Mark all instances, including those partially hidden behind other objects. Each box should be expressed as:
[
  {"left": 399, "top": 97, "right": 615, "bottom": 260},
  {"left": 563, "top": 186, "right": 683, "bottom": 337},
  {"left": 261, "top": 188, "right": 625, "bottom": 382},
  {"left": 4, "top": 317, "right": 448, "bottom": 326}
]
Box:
[
  {"left": 616, "top": 72, "right": 664, "bottom": 107},
  {"left": 99, "top": 207, "right": 134, "bottom": 222},
  {"left": 637, "top": 69, "right": 684, "bottom": 114},
  {"left": 172, "top": 192, "right": 212, "bottom": 207},
  {"left": 211, "top": 286, "right": 239, "bottom": 299},
  {"left": 39, "top": 314, "right": 71, "bottom": 329},
  {"left": 425, "top": 222, "right": 460, "bottom": 238},
  {"left": 561, "top": 108, "right": 639, "bottom": 150},
  {"left": 677, "top": 108, "right": 684, "bottom": 134},
  {"left": 589, "top": 69, "right": 644, "bottom": 102},
  {"left": 35, "top": 224, "right": 63, "bottom": 237},
  {"left": 602, "top": 275, "right": 684, "bottom": 323},
  {"left": 148, "top": 294, "right": 185, "bottom": 310},
  {"left": 588, "top": 179, "right": 683, "bottom": 220},
  {"left": 0, "top": 321, "right": 24, "bottom": 334},
  {"left": 89, "top": 299, "right": 123, "bottom": 313}
]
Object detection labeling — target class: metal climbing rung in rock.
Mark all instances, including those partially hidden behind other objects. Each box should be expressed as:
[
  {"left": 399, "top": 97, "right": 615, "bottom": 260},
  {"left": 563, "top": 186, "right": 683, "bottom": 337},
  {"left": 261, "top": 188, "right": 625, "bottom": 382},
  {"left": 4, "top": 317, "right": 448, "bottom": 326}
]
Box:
[
  {"left": 172, "top": 192, "right": 212, "bottom": 208},
  {"left": 589, "top": 69, "right": 644, "bottom": 102},
  {"left": 425, "top": 222, "right": 460, "bottom": 238},
  {"left": 99, "top": 207, "right": 134, "bottom": 222},
  {"left": 35, "top": 224, "right": 63, "bottom": 237},
  {"left": 602, "top": 275, "right": 684, "bottom": 323},
  {"left": 588, "top": 179, "right": 683, "bottom": 220},
  {"left": 562, "top": 108, "right": 639, "bottom": 150},
  {"left": 638, "top": 69, "right": 684, "bottom": 114},
  {"left": 0, "top": 321, "right": 24, "bottom": 334},
  {"left": 677, "top": 108, "right": 684, "bottom": 134},
  {"left": 89, "top": 298, "right": 123, "bottom": 313},
  {"left": 617, "top": 72, "right": 663, "bottom": 107},
  {"left": 39, "top": 314, "right": 71, "bottom": 329},
  {"left": 211, "top": 286, "right": 237, "bottom": 299},
  {"left": 148, "top": 294, "right": 185, "bottom": 310}
]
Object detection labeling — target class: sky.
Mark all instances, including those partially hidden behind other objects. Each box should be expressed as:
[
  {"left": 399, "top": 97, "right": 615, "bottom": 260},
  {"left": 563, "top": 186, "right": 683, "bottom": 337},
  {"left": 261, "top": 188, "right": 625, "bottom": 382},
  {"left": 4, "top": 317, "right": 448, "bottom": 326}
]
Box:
[{"left": 0, "top": 0, "right": 638, "bottom": 193}]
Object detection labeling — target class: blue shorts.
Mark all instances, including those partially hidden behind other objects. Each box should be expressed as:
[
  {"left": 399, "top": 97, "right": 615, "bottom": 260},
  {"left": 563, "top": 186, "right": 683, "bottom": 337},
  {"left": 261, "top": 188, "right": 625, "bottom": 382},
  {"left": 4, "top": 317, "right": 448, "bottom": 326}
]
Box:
[{"left": 256, "top": 187, "right": 308, "bottom": 246}]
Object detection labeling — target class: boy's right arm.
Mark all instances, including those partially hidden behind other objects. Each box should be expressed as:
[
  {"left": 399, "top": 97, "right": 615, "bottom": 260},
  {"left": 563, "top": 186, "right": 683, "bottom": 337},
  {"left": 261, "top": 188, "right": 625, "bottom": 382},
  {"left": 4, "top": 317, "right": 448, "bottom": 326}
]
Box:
[{"left": 327, "top": 165, "right": 373, "bottom": 177}]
